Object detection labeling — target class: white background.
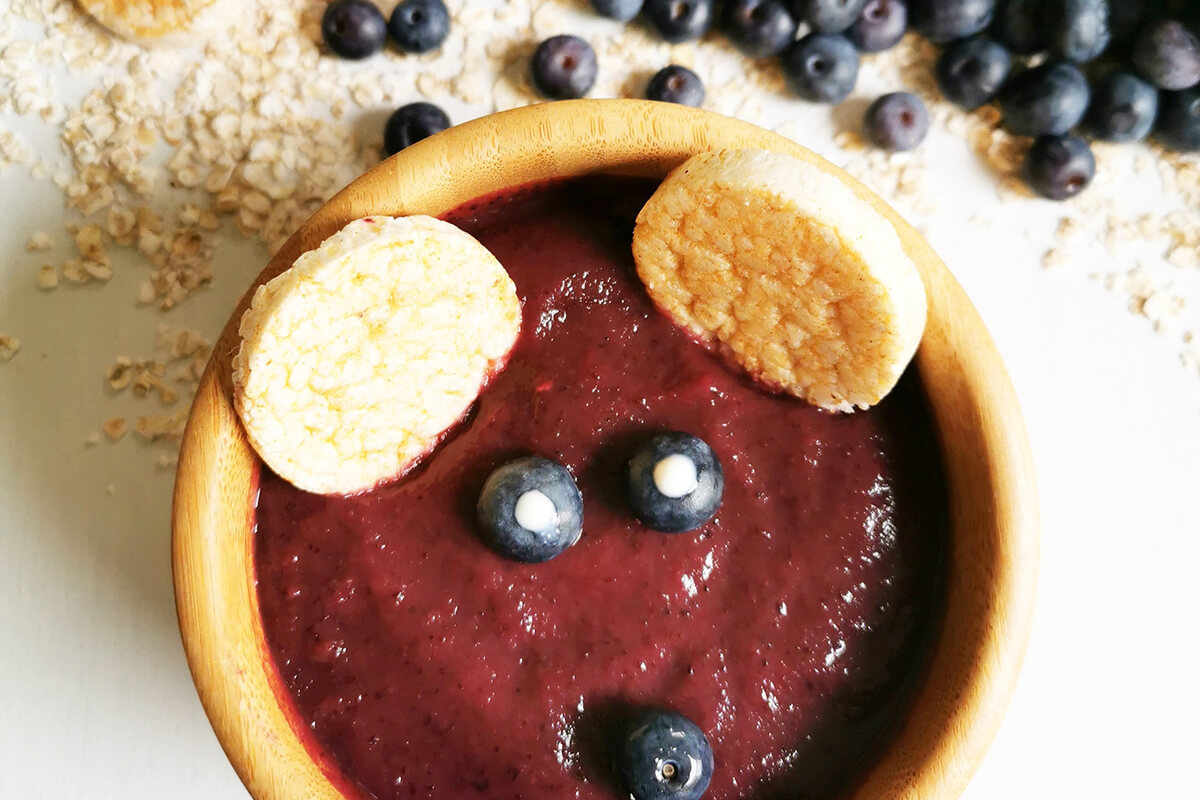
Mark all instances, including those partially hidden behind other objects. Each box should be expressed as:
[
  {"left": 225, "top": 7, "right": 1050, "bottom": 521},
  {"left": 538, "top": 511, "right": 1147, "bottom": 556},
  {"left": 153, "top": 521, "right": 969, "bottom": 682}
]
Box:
[{"left": 2, "top": 3, "right": 1200, "bottom": 799}]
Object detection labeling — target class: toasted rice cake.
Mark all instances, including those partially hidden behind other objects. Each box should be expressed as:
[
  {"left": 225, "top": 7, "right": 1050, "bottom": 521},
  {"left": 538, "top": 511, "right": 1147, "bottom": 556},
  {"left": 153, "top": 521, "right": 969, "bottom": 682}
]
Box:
[{"left": 632, "top": 148, "right": 927, "bottom": 412}]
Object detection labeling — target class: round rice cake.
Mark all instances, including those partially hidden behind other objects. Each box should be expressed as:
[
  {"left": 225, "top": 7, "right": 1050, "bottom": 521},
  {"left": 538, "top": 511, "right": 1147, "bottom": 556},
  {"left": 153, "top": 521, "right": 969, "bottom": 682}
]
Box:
[
  {"left": 632, "top": 148, "right": 927, "bottom": 412},
  {"left": 232, "top": 215, "right": 522, "bottom": 496}
]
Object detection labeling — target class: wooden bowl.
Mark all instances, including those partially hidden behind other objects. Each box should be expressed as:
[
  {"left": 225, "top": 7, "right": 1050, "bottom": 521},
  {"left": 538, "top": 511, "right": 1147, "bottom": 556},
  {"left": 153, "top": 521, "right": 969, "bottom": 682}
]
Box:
[{"left": 172, "top": 99, "right": 1038, "bottom": 800}]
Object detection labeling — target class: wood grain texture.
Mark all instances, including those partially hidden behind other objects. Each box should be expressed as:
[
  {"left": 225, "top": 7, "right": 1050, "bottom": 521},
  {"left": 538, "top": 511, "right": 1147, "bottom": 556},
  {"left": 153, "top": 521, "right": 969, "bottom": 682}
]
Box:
[{"left": 172, "top": 99, "right": 1039, "bottom": 800}]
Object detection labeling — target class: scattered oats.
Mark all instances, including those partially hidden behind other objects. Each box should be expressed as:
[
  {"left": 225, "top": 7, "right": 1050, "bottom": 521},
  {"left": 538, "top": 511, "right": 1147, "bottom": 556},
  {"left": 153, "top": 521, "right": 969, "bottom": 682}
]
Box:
[
  {"left": 104, "top": 484, "right": 117, "bottom": 496},
  {"left": 0, "top": 335, "right": 19, "bottom": 362},
  {"left": 1042, "top": 247, "right": 1071, "bottom": 270},
  {"left": 85, "top": 432, "right": 102, "bottom": 448},
  {"left": 37, "top": 264, "right": 59, "bottom": 290},
  {"left": 1168, "top": 245, "right": 1199, "bottom": 270},
  {"left": 26, "top": 231, "right": 53, "bottom": 252},
  {"left": 103, "top": 417, "right": 128, "bottom": 441}
]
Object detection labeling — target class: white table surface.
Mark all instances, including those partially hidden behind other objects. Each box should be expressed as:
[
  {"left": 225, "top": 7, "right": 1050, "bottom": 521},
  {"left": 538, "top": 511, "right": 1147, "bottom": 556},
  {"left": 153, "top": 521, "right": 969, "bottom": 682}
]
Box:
[{"left": 2, "top": 2, "right": 1199, "bottom": 798}]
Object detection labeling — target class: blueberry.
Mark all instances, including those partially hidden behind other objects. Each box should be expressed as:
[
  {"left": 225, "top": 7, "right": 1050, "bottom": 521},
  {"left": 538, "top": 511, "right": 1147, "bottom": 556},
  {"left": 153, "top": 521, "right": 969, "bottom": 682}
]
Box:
[
  {"left": 936, "top": 36, "right": 1012, "bottom": 109},
  {"left": 591, "top": 0, "right": 645, "bottom": 21},
  {"left": 646, "top": 65, "right": 706, "bottom": 106},
  {"left": 1046, "top": 0, "right": 1110, "bottom": 63},
  {"left": 990, "top": 0, "right": 1046, "bottom": 54},
  {"left": 644, "top": 0, "right": 715, "bottom": 43},
  {"left": 865, "top": 92, "right": 930, "bottom": 150},
  {"left": 1022, "top": 134, "right": 1095, "bottom": 200},
  {"left": 383, "top": 102, "right": 450, "bottom": 156},
  {"left": 1133, "top": 20, "right": 1200, "bottom": 91},
  {"left": 321, "top": 0, "right": 388, "bottom": 60},
  {"left": 848, "top": 0, "right": 908, "bottom": 53},
  {"left": 620, "top": 711, "right": 714, "bottom": 800},
  {"left": 1156, "top": 88, "right": 1200, "bottom": 151},
  {"left": 723, "top": 0, "right": 798, "bottom": 58},
  {"left": 998, "top": 61, "right": 1090, "bottom": 136},
  {"left": 909, "top": 0, "right": 996, "bottom": 43},
  {"left": 627, "top": 433, "right": 723, "bottom": 533},
  {"left": 477, "top": 456, "right": 584, "bottom": 563},
  {"left": 782, "top": 33, "right": 860, "bottom": 103},
  {"left": 1086, "top": 71, "right": 1158, "bottom": 142},
  {"left": 388, "top": 0, "right": 450, "bottom": 53},
  {"left": 795, "top": 0, "right": 868, "bottom": 34},
  {"left": 532, "top": 35, "right": 598, "bottom": 99}
]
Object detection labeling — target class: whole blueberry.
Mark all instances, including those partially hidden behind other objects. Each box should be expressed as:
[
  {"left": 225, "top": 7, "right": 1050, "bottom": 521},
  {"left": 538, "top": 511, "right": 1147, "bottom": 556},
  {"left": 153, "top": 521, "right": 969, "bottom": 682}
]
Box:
[
  {"left": 998, "top": 61, "right": 1090, "bottom": 136},
  {"left": 990, "top": 0, "right": 1046, "bottom": 54},
  {"left": 1086, "top": 71, "right": 1158, "bottom": 142},
  {"left": 383, "top": 102, "right": 451, "bottom": 156},
  {"left": 627, "top": 433, "right": 723, "bottom": 533},
  {"left": 388, "top": 0, "right": 450, "bottom": 53},
  {"left": 592, "top": 0, "right": 645, "bottom": 21},
  {"left": 865, "top": 92, "right": 930, "bottom": 150},
  {"left": 321, "top": 0, "right": 388, "bottom": 59},
  {"left": 646, "top": 65, "right": 707, "bottom": 106},
  {"left": 1046, "top": 0, "right": 1110, "bottom": 63},
  {"left": 936, "top": 36, "right": 1012, "bottom": 109},
  {"left": 782, "top": 33, "right": 860, "bottom": 103},
  {"left": 532, "top": 35, "right": 598, "bottom": 99},
  {"left": 848, "top": 0, "right": 908, "bottom": 53},
  {"left": 620, "top": 711, "right": 714, "bottom": 800},
  {"left": 644, "top": 0, "right": 715, "bottom": 43},
  {"left": 796, "top": 0, "right": 868, "bottom": 34},
  {"left": 477, "top": 456, "right": 584, "bottom": 563},
  {"left": 1156, "top": 88, "right": 1200, "bottom": 150},
  {"left": 909, "top": 0, "right": 996, "bottom": 43},
  {"left": 1022, "top": 134, "right": 1095, "bottom": 200},
  {"left": 723, "top": 0, "right": 798, "bottom": 58},
  {"left": 1133, "top": 20, "right": 1200, "bottom": 91}
]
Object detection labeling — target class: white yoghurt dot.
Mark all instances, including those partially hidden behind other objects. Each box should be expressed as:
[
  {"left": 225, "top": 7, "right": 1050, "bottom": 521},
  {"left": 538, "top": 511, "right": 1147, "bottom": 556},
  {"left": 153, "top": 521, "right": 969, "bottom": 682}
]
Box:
[
  {"left": 514, "top": 489, "right": 557, "bottom": 532},
  {"left": 653, "top": 454, "right": 699, "bottom": 498}
]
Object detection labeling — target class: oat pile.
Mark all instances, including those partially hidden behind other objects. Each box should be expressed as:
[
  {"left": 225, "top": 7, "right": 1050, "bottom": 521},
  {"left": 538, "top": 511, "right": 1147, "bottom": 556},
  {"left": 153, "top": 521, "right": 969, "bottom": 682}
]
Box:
[{"left": 1, "top": 0, "right": 1197, "bottom": 469}]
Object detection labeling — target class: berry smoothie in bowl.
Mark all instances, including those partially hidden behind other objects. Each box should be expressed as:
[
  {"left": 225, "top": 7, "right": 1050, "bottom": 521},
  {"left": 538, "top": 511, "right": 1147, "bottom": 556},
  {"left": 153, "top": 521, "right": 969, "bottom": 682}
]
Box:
[{"left": 172, "top": 99, "right": 1037, "bottom": 800}]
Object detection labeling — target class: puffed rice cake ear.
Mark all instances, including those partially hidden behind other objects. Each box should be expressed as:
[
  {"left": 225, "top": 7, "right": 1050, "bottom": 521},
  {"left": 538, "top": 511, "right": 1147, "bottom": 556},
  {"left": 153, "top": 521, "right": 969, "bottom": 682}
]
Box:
[
  {"left": 232, "top": 215, "right": 522, "bottom": 496},
  {"left": 76, "top": 0, "right": 234, "bottom": 46},
  {"left": 632, "top": 148, "right": 927, "bottom": 412}
]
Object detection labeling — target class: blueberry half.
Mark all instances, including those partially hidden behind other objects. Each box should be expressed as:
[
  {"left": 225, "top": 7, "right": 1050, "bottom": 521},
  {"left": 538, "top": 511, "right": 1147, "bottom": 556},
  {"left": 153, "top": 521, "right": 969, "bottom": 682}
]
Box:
[
  {"left": 627, "top": 433, "right": 723, "bottom": 533},
  {"left": 620, "top": 710, "right": 714, "bottom": 800},
  {"left": 477, "top": 456, "right": 584, "bottom": 563}
]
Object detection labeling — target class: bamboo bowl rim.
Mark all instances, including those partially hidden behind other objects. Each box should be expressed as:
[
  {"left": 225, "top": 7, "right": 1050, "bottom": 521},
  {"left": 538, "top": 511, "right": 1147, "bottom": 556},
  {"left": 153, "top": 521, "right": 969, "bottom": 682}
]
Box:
[{"left": 172, "top": 99, "right": 1038, "bottom": 800}]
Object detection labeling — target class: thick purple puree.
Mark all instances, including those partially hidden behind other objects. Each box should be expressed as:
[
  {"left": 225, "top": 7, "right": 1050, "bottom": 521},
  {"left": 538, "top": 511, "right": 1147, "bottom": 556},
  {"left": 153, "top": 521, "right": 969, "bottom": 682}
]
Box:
[{"left": 254, "top": 177, "right": 948, "bottom": 800}]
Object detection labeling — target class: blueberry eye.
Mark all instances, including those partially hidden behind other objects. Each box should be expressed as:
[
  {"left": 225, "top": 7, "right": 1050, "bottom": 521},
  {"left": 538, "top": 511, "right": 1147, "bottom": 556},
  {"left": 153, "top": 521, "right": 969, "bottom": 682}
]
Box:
[
  {"left": 620, "top": 710, "right": 714, "bottom": 800},
  {"left": 627, "top": 433, "right": 723, "bottom": 533},
  {"left": 477, "top": 456, "right": 584, "bottom": 562}
]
